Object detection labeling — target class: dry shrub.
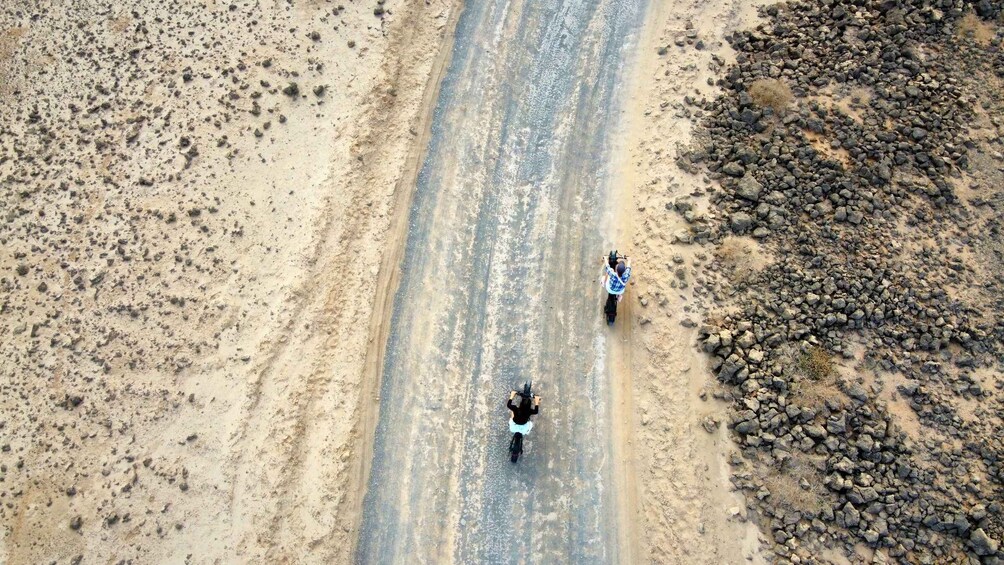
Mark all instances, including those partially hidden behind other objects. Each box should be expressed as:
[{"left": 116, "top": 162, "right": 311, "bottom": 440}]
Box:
[
  {"left": 788, "top": 346, "right": 843, "bottom": 410},
  {"left": 799, "top": 346, "right": 833, "bottom": 380},
  {"left": 759, "top": 455, "right": 826, "bottom": 513},
  {"left": 957, "top": 12, "right": 996, "bottom": 46},
  {"left": 748, "top": 78, "right": 793, "bottom": 114},
  {"left": 795, "top": 372, "right": 845, "bottom": 412},
  {"left": 716, "top": 236, "right": 766, "bottom": 283}
]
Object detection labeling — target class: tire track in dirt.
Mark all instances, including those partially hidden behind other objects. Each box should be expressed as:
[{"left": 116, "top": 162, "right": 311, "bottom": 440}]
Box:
[
  {"left": 224, "top": 2, "right": 461, "bottom": 561},
  {"left": 356, "top": 0, "right": 645, "bottom": 563}
]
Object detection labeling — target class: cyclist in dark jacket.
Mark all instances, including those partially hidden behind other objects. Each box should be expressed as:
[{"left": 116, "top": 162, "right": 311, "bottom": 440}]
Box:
[{"left": 507, "top": 390, "right": 540, "bottom": 433}]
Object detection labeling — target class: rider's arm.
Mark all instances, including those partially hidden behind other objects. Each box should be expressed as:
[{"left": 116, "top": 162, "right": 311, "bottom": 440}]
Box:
[
  {"left": 530, "top": 396, "right": 539, "bottom": 415},
  {"left": 506, "top": 397, "right": 518, "bottom": 412}
]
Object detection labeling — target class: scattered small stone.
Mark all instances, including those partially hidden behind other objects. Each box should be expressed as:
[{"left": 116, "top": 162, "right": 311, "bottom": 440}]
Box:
[{"left": 701, "top": 416, "right": 720, "bottom": 433}]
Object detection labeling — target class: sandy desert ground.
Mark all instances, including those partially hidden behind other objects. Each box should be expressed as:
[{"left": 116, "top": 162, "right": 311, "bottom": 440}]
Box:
[
  {"left": 2, "top": 0, "right": 1002, "bottom": 564},
  {"left": 1, "top": 0, "right": 458, "bottom": 562}
]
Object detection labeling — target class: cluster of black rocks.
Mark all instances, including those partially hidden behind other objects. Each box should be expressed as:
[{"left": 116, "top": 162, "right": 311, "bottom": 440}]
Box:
[{"left": 680, "top": 0, "right": 1004, "bottom": 562}]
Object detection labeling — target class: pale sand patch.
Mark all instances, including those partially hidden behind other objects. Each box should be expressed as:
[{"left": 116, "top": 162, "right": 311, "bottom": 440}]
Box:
[
  {"left": 608, "top": 0, "right": 770, "bottom": 561},
  {"left": 716, "top": 236, "right": 772, "bottom": 286},
  {"left": 0, "top": 0, "right": 459, "bottom": 562},
  {"left": 804, "top": 129, "right": 854, "bottom": 169}
]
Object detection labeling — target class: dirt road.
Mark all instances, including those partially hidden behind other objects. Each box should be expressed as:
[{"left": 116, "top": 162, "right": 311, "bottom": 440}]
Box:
[{"left": 356, "top": 0, "right": 645, "bottom": 563}]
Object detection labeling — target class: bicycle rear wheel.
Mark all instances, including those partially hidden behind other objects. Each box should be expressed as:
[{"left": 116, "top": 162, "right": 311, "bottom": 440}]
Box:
[
  {"left": 604, "top": 293, "right": 617, "bottom": 325},
  {"left": 509, "top": 433, "right": 522, "bottom": 463}
]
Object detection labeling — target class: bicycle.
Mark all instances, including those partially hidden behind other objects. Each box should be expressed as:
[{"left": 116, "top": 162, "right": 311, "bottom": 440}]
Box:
[
  {"left": 603, "top": 250, "right": 629, "bottom": 325},
  {"left": 508, "top": 381, "right": 538, "bottom": 463}
]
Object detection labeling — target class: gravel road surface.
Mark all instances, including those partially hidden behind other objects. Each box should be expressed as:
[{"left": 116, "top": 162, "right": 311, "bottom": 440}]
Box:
[{"left": 358, "top": 0, "right": 644, "bottom": 562}]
